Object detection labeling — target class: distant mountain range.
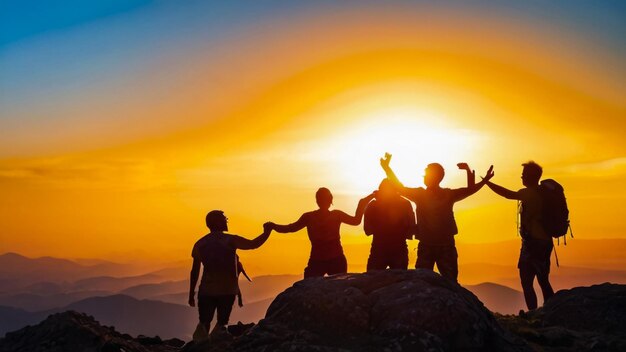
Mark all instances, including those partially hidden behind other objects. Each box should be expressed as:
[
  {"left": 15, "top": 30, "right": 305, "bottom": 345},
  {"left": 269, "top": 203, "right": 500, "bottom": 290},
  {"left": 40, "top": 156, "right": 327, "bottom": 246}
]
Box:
[{"left": 2, "top": 240, "right": 626, "bottom": 339}]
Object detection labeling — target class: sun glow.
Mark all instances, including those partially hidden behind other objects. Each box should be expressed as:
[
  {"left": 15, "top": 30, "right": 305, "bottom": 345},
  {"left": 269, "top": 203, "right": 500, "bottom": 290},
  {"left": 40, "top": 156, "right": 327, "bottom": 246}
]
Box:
[{"left": 316, "top": 108, "right": 482, "bottom": 195}]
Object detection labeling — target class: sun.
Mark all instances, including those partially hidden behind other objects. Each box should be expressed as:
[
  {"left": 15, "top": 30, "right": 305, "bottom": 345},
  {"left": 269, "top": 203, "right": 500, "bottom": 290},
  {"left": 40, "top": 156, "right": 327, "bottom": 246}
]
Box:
[{"left": 318, "top": 108, "right": 482, "bottom": 195}]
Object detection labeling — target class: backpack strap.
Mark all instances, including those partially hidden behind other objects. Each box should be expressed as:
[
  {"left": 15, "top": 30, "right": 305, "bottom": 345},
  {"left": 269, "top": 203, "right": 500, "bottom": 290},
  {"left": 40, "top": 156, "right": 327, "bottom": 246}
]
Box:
[{"left": 553, "top": 239, "right": 560, "bottom": 268}]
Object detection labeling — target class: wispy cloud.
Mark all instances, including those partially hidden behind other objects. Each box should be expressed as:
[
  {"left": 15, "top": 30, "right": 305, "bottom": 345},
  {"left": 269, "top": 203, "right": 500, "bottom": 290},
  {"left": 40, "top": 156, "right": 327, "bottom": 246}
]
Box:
[
  {"left": 553, "top": 157, "right": 626, "bottom": 177},
  {"left": 0, "top": 156, "right": 174, "bottom": 191}
]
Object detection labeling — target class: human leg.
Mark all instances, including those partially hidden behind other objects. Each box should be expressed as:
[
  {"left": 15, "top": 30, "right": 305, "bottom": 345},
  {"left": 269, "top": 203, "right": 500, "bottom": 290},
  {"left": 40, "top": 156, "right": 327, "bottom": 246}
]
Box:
[
  {"left": 215, "top": 295, "right": 236, "bottom": 326},
  {"left": 535, "top": 242, "right": 555, "bottom": 304},
  {"left": 436, "top": 245, "right": 459, "bottom": 282},
  {"left": 519, "top": 267, "right": 537, "bottom": 310},
  {"left": 197, "top": 295, "right": 218, "bottom": 332},
  {"left": 415, "top": 243, "right": 436, "bottom": 270},
  {"left": 367, "top": 246, "right": 388, "bottom": 271},
  {"left": 303, "top": 259, "right": 326, "bottom": 278},
  {"left": 388, "top": 244, "right": 409, "bottom": 270},
  {"left": 327, "top": 255, "right": 348, "bottom": 275}
]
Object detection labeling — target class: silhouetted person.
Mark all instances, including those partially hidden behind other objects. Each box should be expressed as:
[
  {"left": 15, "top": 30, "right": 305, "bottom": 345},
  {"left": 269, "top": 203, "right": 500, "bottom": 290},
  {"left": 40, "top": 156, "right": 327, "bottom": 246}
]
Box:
[
  {"left": 485, "top": 161, "right": 555, "bottom": 310},
  {"left": 364, "top": 179, "right": 415, "bottom": 271},
  {"left": 188, "top": 210, "right": 271, "bottom": 339},
  {"left": 267, "top": 188, "right": 375, "bottom": 278},
  {"left": 380, "top": 153, "right": 493, "bottom": 282}
]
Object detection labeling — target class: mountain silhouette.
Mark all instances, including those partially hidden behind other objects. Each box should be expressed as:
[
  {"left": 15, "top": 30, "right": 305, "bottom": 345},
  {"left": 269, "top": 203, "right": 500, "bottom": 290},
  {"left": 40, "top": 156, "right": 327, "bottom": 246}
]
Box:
[{"left": 2, "top": 275, "right": 625, "bottom": 351}]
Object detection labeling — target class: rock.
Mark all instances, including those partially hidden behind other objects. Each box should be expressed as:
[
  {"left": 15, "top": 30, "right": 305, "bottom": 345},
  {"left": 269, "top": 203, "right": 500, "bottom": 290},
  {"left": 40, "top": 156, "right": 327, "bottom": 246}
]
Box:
[
  {"left": 0, "top": 311, "right": 177, "bottom": 352},
  {"left": 496, "top": 283, "right": 626, "bottom": 351},
  {"left": 233, "top": 270, "right": 529, "bottom": 351},
  {"left": 532, "top": 283, "right": 626, "bottom": 335}
]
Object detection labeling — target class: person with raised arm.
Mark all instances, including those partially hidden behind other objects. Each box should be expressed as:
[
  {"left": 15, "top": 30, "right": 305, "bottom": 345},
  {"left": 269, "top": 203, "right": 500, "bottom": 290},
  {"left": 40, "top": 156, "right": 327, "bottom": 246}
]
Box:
[
  {"left": 267, "top": 188, "right": 375, "bottom": 278},
  {"left": 189, "top": 210, "right": 271, "bottom": 340},
  {"left": 380, "top": 153, "right": 493, "bottom": 282},
  {"left": 484, "top": 161, "right": 555, "bottom": 311}
]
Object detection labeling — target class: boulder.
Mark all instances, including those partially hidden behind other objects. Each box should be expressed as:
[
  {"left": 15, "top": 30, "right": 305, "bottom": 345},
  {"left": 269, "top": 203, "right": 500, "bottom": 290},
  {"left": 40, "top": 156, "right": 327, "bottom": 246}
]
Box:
[{"left": 233, "top": 270, "right": 529, "bottom": 351}]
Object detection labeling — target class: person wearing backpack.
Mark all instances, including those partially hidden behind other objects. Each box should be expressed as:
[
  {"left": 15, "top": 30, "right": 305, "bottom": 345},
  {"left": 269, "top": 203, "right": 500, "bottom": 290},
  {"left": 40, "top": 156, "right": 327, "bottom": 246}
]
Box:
[
  {"left": 484, "top": 161, "right": 555, "bottom": 311},
  {"left": 188, "top": 210, "right": 272, "bottom": 339}
]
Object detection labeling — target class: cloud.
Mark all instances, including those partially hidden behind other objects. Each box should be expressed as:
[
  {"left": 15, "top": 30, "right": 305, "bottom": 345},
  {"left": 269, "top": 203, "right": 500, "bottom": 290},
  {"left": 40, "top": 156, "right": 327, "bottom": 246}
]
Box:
[
  {"left": 0, "top": 156, "right": 174, "bottom": 191},
  {"left": 553, "top": 157, "right": 626, "bottom": 177}
]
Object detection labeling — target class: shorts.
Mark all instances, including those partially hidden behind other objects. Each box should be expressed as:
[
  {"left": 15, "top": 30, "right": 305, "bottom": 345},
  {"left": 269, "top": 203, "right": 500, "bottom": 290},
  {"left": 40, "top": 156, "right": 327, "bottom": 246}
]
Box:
[
  {"left": 197, "top": 294, "right": 236, "bottom": 325},
  {"left": 304, "top": 255, "right": 347, "bottom": 278},
  {"left": 367, "top": 243, "right": 409, "bottom": 271},
  {"left": 518, "top": 238, "right": 553, "bottom": 276}
]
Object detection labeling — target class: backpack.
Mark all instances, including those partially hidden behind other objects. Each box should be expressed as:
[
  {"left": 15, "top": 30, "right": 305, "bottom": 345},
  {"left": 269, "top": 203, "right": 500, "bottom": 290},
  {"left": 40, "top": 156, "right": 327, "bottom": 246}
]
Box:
[{"left": 538, "top": 179, "right": 573, "bottom": 244}]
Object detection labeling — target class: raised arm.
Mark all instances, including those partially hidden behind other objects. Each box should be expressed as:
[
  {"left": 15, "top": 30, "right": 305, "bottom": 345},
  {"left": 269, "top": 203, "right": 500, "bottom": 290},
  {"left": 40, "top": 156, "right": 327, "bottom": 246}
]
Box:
[
  {"left": 451, "top": 165, "right": 494, "bottom": 202},
  {"left": 188, "top": 257, "right": 201, "bottom": 307},
  {"left": 486, "top": 180, "right": 520, "bottom": 200},
  {"left": 339, "top": 192, "right": 376, "bottom": 226},
  {"left": 380, "top": 153, "right": 418, "bottom": 198},
  {"left": 457, "top": 162, "right": 475, "bottom": 187},
  {"left": 380, "top": 153, "right": 404, "bottom": 188}
]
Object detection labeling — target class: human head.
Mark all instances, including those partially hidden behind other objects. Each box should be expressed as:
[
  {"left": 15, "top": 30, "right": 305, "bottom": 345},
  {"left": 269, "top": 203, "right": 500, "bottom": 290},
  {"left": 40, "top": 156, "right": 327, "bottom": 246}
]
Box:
[
  {"left": 424, "top": 163, "right": 445, "bottom": 188},
  {"left": 376, "top": 178, "right": 396, "bottom": 200},
  {"left": 316, "top": 187, "right": 333, "bottom": 210},
  {"left": 206, "top": 210, "right": 228, "bottom": 232},
  {"left": 521, "top": 161, "right": 542, "bottom": 187}
]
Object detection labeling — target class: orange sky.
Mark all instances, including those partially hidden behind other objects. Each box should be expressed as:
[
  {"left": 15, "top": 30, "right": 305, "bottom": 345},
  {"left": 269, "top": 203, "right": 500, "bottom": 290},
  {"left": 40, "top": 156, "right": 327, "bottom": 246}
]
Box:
[{"left": 1, "top": 5, "right": 625, "bottom": 273}]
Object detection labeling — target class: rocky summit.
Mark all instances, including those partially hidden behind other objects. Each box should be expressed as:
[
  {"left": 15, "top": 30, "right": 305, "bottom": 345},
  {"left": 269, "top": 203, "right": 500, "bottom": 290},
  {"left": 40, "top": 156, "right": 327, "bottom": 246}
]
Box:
[
  {"left": 1, "top": 272, "right": 625, "bottom": 352},
  {"left": 228, "top": 269, "right": 528, "bottom": 352}
]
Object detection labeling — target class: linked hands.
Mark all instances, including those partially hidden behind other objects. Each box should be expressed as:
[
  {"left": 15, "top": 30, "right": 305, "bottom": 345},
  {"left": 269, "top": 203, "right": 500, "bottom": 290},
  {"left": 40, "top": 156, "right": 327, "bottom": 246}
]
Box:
[
  {"left": 480, "top": 165, "right": 495, "bottom": 184},
  {"left": 263, "top": 222, "right": 275, "bottom": 234}
]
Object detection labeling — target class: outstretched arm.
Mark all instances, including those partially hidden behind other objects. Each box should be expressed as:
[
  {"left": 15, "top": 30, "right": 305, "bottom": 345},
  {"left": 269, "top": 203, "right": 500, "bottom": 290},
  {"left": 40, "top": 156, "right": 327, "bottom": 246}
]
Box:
[
  {"left": 339, "top": 192, "right": 376, "bottom": 226},
  {"left": 486, "top": 180, "right": 519, "bottom": 200},
  {"left": 451, "top": 165, "right": 494, "bottom": 202},
  {"left": 188, "top": 257, "right": 201, "bottom": 307},
  {"left": 231, "top": 224, "right": 272, "bottom": 250},
  {"left": 269, "top": 215, "right": 307, "bottom": 234}
]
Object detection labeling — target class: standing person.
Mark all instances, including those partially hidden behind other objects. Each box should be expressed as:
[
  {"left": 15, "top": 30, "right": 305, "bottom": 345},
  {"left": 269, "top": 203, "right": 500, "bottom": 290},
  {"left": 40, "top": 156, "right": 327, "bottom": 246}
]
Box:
[
  {"left": 484, "top": 161, "right": 555, "bottom": 310},
  {"left": 266, "top": 188, "right": 375, "bottom": 278},
  {"left": 380, "top": 153, "right": 493, "bottom": 282},
  {"left": 188, "top": 210, "right": 271, "bottom": 339},
  {"left": 364, "top": 178, "right": 415, "bottom": 271}
]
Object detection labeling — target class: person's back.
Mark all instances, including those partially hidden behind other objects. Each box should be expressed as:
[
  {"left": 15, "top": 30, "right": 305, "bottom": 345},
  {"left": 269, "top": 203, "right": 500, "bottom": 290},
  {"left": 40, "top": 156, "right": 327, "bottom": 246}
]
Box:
[
  {"left": 193, "top": 233, "right": 239, "bottom": 296},
  {"left": 303, "top": 209, "right": 344, "bottom": 261},
  {"left": 364, "top": 184, "right": 415, "bottom": 270},
  {"left": 189, "top": 210, "right": 271, "bottom": 339},
  {"left": 267, "top": 187, "right": 375, "bottom": 278},
  {"left": 412, "top": 187, "right": 457, "bottom": 246}
]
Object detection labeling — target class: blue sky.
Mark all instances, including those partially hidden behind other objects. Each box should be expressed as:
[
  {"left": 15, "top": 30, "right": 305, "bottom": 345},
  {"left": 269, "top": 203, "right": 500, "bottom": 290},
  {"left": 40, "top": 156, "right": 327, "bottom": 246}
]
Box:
[{"left": 1, "top": 0, "right": 624, "bottom": 156}]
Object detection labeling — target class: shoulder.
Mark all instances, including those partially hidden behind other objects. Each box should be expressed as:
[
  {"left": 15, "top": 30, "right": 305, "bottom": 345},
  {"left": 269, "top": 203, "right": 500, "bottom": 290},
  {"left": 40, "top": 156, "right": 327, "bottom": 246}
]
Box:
[{"left": 331, "top": 209, "right": 347, "bottom": 216}]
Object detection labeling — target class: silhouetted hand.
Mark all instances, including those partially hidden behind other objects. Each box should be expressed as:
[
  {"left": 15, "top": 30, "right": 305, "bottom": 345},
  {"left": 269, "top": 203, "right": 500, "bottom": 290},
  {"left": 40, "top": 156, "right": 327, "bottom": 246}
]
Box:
[
  {"left": 188, "top": 294, "right": 195, "bottom": 307},
  {"left": 457, "top": 162, "right": 470, "bottom": 170},
  {"left": 263, "top": 222, "right": 274, "bottom": 234},
  {"left": 380, "top": 153, "right": 392, "bottom": 169},
  {"left": 481, "top": 165, "right": 495, "bottom": 183}
]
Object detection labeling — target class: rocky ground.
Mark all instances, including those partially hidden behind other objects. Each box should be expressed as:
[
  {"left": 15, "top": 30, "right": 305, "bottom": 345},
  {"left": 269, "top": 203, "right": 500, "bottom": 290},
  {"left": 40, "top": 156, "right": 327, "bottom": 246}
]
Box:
[{"left": 1, "top": 271, "right": 624, "bottom": 352}]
